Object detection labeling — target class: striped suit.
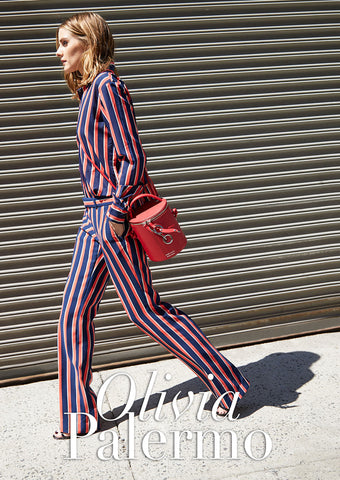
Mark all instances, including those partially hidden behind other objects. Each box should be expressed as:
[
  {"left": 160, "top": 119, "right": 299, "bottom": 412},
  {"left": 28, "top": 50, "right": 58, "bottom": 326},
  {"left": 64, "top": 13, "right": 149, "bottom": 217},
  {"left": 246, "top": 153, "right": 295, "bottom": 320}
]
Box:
[{"left": 58, "top": 65, "right": 249, "bottom": 434}]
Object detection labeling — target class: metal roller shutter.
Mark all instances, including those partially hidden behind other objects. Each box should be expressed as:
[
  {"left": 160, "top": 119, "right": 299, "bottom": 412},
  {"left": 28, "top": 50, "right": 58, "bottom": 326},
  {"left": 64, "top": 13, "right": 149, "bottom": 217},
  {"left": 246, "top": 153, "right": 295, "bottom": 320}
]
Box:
[{"left": 0, "top": 0, "right": 339, "bottom": 384}]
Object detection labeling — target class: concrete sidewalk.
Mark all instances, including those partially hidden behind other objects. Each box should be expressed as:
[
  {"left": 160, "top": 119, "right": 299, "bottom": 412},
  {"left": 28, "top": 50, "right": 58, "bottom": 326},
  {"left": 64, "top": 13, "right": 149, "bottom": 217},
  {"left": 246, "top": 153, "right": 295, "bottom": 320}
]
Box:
[{"left": 1, "top": 331, "right": 339, "bottom": 480}]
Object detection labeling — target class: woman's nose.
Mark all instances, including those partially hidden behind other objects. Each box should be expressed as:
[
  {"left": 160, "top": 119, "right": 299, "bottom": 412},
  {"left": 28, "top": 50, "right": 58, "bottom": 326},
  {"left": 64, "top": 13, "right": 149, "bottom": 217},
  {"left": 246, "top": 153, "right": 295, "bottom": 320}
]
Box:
[{"left": 56, "top": 46, "right": 62, "bottom": 57}]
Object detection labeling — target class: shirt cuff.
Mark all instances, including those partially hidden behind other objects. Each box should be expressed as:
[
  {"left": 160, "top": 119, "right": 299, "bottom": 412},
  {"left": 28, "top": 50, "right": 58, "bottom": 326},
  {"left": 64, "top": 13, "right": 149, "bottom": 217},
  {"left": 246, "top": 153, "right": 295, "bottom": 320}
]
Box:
[{"left": 106, "top": 199, "right": 128, "bottom": 223}]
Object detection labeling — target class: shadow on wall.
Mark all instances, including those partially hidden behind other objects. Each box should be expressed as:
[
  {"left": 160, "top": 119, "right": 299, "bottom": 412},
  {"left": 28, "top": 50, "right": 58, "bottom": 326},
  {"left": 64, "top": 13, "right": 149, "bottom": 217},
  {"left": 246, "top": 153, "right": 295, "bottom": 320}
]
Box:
[{"left": 99, "top": 350, "right": 320, "bottom": 429}]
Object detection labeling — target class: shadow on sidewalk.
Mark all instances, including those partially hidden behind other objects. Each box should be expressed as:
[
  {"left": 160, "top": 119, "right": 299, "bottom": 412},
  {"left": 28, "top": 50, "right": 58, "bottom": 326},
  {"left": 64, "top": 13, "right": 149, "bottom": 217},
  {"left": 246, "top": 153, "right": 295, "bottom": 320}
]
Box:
[{"left": 99, "top": 350, "right": 320, "bottom": 430}]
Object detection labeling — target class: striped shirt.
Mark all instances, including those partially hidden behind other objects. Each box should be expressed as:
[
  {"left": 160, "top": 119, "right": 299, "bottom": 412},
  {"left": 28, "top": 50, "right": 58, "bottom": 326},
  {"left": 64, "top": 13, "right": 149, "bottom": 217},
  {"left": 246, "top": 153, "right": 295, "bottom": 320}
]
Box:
[{"left": 76, "top": 64, "right": 155, "bottom": 223}]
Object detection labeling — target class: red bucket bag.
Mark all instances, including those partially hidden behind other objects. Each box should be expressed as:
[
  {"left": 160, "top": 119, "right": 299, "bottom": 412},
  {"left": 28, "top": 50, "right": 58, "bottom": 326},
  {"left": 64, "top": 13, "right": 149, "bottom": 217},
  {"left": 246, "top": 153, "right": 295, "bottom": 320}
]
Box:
[{"left": 129, "top": 193, "right": 187, "bottom": 262}]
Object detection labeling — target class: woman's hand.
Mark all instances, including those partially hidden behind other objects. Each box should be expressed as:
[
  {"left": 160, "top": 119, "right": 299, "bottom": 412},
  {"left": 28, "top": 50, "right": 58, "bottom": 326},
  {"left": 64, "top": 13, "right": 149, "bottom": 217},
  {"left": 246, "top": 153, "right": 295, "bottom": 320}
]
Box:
[{"left": 109, "top": 220, "right": 126, "bottom": 237}]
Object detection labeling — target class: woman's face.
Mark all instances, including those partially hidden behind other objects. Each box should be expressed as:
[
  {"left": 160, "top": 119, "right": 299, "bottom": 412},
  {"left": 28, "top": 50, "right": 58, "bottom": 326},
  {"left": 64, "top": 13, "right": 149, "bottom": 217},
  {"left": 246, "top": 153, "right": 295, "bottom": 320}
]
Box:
[{"left": 56, "top": 27, "right": 86, "bottom": 74}]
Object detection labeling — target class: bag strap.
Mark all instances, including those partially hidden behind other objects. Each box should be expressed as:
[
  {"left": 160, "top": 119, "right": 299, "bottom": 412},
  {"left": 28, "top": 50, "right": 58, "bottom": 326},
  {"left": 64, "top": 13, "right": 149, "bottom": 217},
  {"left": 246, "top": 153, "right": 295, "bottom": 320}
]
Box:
[
  {"left": 82, "top": 150, "right": 116, "bottom": 190},
  {"left": 81, "top": 153, "right": 175, "bottom": 228},
  {"left": 129, "top": 193, "right": 163, "bottom": 210},
  {"left": 81, "top": 152, "right": 150, "bottom": 210}
]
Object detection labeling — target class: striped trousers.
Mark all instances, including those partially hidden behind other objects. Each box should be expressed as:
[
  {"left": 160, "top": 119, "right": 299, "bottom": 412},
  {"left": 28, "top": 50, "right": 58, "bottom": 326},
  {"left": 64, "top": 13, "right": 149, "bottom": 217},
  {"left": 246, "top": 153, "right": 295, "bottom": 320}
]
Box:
[{"left": 58, "top": 198, "right": 249, "bottom": 434}]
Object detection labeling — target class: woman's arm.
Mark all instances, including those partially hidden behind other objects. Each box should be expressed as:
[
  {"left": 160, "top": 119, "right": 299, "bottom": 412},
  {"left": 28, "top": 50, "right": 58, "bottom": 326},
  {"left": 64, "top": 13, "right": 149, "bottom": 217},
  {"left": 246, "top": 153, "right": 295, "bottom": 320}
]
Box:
[{"left": 99, "top": 77, "right": 146, "bottom": 224}]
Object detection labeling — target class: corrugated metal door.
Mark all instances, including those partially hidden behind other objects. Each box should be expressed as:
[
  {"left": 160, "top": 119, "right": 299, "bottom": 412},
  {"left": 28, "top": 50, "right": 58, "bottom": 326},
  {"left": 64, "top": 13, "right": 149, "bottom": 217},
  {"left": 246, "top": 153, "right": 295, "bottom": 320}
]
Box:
[{"left": 1, "top": 0, "right": 339, "bottom": 384}]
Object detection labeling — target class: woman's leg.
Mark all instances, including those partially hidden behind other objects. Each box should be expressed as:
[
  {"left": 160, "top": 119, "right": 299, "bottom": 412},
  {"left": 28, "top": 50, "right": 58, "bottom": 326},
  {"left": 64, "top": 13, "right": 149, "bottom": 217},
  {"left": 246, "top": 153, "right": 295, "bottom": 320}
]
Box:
[
  {"left": 58, "top": 225, "right": 109, "bottom": 434},
  {"left": 97, "top": 212, "right": 249, "bottom": 411}
]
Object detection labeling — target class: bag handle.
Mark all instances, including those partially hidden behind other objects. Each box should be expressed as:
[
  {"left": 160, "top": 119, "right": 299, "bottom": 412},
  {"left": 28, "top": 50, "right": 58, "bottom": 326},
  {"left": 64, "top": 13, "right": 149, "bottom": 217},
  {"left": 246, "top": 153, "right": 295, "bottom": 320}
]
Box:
[
  {"left": 129, "top": 193, "right": 179, "bottom": 235},
  {"left": 129, "top": 193, "right": 163, "bottom": 210}
]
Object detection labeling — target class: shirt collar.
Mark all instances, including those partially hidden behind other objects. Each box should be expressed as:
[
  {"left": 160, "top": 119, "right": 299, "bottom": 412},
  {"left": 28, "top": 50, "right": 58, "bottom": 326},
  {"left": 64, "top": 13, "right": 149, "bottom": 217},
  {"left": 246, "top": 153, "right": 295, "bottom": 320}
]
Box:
[
  {"left": 77, "top": 87, "right": 84, "bottom": 100},
  {"left": 77, "top": 62, "right": 116, "bottom": 99}
]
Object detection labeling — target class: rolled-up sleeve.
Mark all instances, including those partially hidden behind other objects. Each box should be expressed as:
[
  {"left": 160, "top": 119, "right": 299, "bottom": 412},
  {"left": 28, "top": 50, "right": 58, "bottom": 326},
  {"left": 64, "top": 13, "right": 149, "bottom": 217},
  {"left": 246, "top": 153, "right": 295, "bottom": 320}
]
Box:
[{"left": 99, "top": 78, "right": 146, "bottom": 223}]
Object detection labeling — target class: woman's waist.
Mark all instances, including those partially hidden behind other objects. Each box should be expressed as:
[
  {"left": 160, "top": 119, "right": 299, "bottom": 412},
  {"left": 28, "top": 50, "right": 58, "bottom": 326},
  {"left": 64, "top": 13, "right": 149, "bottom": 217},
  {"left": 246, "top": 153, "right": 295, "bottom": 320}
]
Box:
[{"left": 82, "top": 183, "right": 151, "bottom": 208}]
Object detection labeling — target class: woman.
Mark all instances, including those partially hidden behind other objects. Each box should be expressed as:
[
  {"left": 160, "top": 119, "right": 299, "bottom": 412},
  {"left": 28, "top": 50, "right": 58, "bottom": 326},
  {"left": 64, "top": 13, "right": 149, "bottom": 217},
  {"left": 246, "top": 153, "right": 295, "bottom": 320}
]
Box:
[{"left": 54, "top": 12, "right": 249, "bottom": 439}]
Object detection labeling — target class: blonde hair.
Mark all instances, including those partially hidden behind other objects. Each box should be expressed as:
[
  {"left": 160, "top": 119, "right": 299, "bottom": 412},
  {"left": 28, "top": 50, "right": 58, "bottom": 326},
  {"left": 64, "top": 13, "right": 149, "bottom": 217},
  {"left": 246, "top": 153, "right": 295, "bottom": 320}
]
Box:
[{"left": 56, "top": 12, "right": 115, "bottom": 95}]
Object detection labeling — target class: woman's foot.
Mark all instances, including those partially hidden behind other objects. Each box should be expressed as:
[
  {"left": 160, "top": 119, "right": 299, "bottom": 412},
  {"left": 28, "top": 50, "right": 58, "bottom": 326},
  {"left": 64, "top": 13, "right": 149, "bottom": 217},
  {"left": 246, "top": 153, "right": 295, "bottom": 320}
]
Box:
[
  {"left": 53, "top": 429, "right": 93, "bottom": 439},
  {"left": 53, "top": 430, "right": 70, "bottom": 440},
  {"left": 216, "top": 405, "right": 229, "bottom": 417}
]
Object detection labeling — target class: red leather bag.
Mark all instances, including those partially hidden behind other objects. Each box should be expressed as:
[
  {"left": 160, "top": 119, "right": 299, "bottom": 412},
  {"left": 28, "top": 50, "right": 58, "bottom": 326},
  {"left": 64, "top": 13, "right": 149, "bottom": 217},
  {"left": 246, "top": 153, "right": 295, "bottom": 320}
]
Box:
[{"left": 129, "top": 194, "right": 187, "bottom": 262}]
